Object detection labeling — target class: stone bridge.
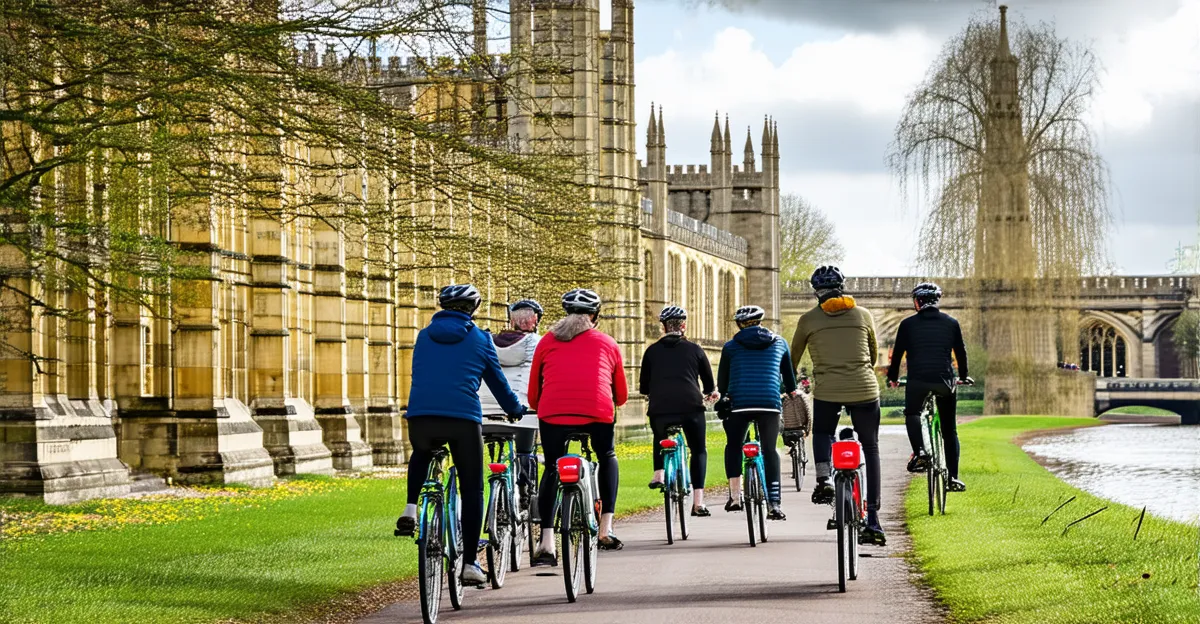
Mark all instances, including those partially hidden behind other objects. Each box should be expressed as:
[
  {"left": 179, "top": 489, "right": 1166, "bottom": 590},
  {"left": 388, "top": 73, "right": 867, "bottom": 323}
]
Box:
[
  {"left": 782, "top": 275, "right": 1198, "bottom": 379},
  {"left": 1095, "top": 378, "right": 1200, "bottom": 424}
]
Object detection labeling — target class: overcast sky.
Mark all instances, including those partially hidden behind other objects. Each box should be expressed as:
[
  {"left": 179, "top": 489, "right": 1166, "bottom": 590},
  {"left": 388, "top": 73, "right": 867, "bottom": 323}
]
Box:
[{"left": 626, "top": 0, "right": 1200, "bottom": 276}]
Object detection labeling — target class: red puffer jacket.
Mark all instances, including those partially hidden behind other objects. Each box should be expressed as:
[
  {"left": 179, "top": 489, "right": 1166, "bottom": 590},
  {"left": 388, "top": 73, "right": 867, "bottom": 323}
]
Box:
[{"left": 528, "top": 323, "right": 628, "bottom": 425}]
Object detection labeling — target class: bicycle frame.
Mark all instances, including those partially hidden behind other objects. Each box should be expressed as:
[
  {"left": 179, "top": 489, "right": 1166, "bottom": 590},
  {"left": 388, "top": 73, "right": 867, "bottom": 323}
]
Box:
[
  {"left": 555, "top": 438, "right": 600, "bottom": 535},
  {"left": 485, "top": 434, "right": 519, "bottom": 538},
  {"left": 741, "top": 421, "right": 767, "bottom": 500},
  {"left": 416, "top": 451, "right": 459, "bottom": 557},
  {"left": 661, "top": 427, "right": 691, "bottom": 497}
]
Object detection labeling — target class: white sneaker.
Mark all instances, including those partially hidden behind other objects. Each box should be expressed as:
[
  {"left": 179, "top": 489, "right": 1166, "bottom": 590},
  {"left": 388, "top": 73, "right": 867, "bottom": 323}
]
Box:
[{"left": 461, "top": 562, "right": 487, "bottom": 585}]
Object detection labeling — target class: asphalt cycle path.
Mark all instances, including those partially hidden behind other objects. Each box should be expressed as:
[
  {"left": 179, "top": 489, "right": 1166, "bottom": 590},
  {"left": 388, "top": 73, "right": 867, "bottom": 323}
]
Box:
[{"left": 361, "top": 426, "right": 942, "bottom": 624}]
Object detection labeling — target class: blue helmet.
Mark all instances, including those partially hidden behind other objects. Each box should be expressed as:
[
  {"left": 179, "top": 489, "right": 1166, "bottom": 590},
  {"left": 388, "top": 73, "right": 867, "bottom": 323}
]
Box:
[{"left": 810, "top": 265, "right": 845, "bottom": 291}]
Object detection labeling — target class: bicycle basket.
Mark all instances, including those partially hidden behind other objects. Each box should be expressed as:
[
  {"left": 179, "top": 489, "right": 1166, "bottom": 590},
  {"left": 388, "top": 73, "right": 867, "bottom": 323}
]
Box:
[
  {"left": 832, "top": 440, "right": 862, "bottom": 470},
  {"left": 781, "top": 392, "right": 812, "bottom": 433}
]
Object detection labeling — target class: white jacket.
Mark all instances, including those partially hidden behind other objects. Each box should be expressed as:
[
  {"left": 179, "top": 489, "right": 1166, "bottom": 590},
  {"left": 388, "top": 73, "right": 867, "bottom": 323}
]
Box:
[{"left": 479, "top": 331, "right": 540, "bottom": 416}]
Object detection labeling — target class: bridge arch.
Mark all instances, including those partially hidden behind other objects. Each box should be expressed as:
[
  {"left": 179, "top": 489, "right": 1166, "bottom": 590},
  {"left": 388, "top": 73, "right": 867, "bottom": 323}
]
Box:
[{"left": 1078, "top": 313, "right": 1139, "bottom": 378}]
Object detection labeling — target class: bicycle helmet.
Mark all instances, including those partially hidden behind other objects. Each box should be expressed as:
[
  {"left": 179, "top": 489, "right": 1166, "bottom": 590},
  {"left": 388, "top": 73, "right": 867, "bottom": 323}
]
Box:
[
  {"left": 561, "top": 288, "right": 602, "bottom": 315},
  {"left": 912, "top": 282, "right": 942, "bottom": 307},
  {"left": 734, "top": 305, "right": 765, "bottom": 323},
  {"left": 509, "top": 298, "right": 544, "bottom": 321},
  {"left": 810, "top": 265, "right": 845, "bottom": 291},
  {"left": 438, "top": 283, "right": 481, "bottom": 313},
  {"left": 659, "top": 305, "right": 687, "bottom": 322}
]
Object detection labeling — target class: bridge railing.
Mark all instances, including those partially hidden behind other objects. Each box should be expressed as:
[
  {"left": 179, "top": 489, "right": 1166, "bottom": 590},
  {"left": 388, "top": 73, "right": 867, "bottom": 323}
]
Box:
[{"left": 783, "top": 275, "right": 1197, "bottom": 300}]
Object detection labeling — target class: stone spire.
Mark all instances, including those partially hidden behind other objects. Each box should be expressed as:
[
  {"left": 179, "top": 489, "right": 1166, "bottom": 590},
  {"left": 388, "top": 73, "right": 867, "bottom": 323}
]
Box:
[
  {"left": 647, "top": 103, "right": 658, "bottom": 148},
  {"left": 989, "top": 5, "right": 1019, "bottom": 117},
  {"left": 723, "top": 114, "right": 732, "bottom": 157},
  {"left": 761, "top": 116, "right": 773, "bottom": 158},
  {"left": 711, "top": 112, "right": 723, "bottom": 152},
  {"left": 657, "top": 105, "right": 666, "bottom": 147},
  {"left": 743, "top": 126, "right": 755, "bottom": 172}
]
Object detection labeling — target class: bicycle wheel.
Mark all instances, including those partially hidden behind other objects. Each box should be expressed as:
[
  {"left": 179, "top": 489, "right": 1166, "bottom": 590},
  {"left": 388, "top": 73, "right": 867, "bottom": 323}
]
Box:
[
  {"left": 835, "top": 478, "right": 849, "bottom": 593},
  {"left": 791, "top": 444, "right": 802, "bottom": 492},
  {"left": 560, "top": 489, "right": 584, "bottom": 603},
  {"left": 663, "top": 471, "right": 674, "bottom": 545},
  {"left": 677, "top": 466, "right": 691, "bottom": 541},
  {"left": 417, "top": 497, "right": 444, "bottom": 624},
  {"left": 743, "top": 466, "right": 757, "bottom": 547},
  {"left": 799, "top": 439, "right": 808, "bottom": 491},
  {"left": 584, "top": 500, "right": 599, "bottom": 595},
  {"left": 446, "top": 471, "right": 464, "bottom": 611},
  {"left": 486, "top": 481, "right": 511, "bottom": 589},
  {"left": 849, "top": 480, "right": 860, "bottom": 581},
  {"left": 756, "top": 468, "right": 768, "bottom": 544},
  {"left": 935, "top": 426, "right": 948, "bottom": 515},
  {"left": 523, "top": 459, "right": 540, "bottom": 569},
  {"left": 510, "top": 492, "right": 526, "bottom": 574}
]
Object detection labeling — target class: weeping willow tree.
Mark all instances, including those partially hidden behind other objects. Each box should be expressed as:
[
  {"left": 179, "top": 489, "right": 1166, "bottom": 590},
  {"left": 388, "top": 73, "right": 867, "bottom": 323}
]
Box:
[
  {"left": 888, "top": 6, "right": 1113, "bottom": 414},
  {"left": 779, "top": 193, "right": 844, "bottom": 285}
]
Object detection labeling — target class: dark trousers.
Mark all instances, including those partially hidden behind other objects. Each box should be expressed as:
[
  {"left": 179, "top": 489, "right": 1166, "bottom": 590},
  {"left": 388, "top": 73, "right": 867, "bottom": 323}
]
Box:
[
  {"left": 722, "top": 409, "right": 782, "bottom": 503},
  {"left": 904, "top": 380, "right": 961, "bottom": 478},
  {"left": 812, "top": 399, "right": 881, "bottom": 513},
  {"left": 537, "top": 421, "right": 618, "bottom": 529},
  {"left": 515, "top": 429, "right": 537, "bottom": 455},
  {"left": 649, "top": 411, "right": 708, "bottom": 488},
  {"left": 405, "top": 417, "right": 485, "bottom": 564}
]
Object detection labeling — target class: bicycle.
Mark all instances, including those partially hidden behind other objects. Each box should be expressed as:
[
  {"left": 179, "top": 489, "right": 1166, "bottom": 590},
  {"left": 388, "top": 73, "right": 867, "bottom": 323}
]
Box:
[
  {"left": 784, "top": 430, "right": 807, "bottom": 492},
  {"left": 901, "top": 377, "right": 972, "bottom": 516},
  {"left": 397, "top": 444, "right": 464, "bottom": 624},
  {"left": 482, "top": 416, "right": 532, "bottom": 589},
  {"left": 830, "top": 427, "right": 867, "bottom": 593},
  {"left": 554, "top": 432, "right": 601, "bottom": 603},
  {"left": 740, "top": 421, "right": 769, "bottom": 547},
  {"left": 659, "top": 423, "right": 692, "bottom": 545}
]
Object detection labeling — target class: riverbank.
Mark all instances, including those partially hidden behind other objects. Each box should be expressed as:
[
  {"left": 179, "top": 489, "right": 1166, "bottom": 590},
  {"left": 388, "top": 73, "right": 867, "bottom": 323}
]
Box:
[
  {"left": 905, "top": 416, "right": 1200, "bottom": 624},
  {"left": 0, "top": 436, "right": 695, "bottom": 624}
]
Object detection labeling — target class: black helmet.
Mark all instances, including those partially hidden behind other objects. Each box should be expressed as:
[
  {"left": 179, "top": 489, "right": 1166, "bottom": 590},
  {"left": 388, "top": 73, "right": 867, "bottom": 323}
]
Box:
[
  {"left": 912, "top": 282, "right": 942, "bottom": 307},
  {"left": 734, "top": 305, "right": 765, "bottom": 323},
  {"left": 438, "top": 284, "right": 481, "bottom": 313},
  {"left": 561, "top": 288, "right": 602, "bottom": 315},
  {"left": 509, "top": 299, "right": 543, "bottom": 321},
  {"left": 810, "top": 265, "right": 845, "bottom": 291},
  {"left": 659, "top": 305, "right": 687, "bottom": 322}
]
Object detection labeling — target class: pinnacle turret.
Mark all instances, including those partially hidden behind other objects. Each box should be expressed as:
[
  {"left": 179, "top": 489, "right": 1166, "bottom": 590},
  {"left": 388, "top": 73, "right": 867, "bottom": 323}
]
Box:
[
  {"left": 743, "top": 126, "right": 756, "bottom": 172},
  {"left": 723, "top": 115, "right": 732, "bottom": 156},
  {"left": 711, "top": 112, "right": 723, "bottom": 152},
  {"left": 647, "top": 103, "right": 658, "bottom": 148},
  {"left": 658, "top": 105, "right": 666, "bottom": 147},
  {"left": 761, "top": 116, "right": 773, "bottom": 157}
]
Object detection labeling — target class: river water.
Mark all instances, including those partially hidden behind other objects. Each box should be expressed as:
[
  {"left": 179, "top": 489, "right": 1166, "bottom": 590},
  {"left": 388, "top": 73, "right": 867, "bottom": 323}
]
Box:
[{"left": 1023, "top": 423, "right": 1200, "bottom": 524}]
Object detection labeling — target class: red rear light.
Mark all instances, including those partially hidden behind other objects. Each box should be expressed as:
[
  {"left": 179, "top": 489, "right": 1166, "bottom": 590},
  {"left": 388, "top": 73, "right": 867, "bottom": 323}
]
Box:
[
  {"left": 659, "top": 439, "right": 678, "bottom": 449},
  {"left": 832, "top": 441, "right": 862, "bottom": 470},
  {"left": 742, "top": 443, "right": 760, "bottom": 458},
  {"left": 557, "top": 457, "right": 583, "bottom": 484},
  {"left": 488, "top": 463, "right": 508, "bottom": 475}
]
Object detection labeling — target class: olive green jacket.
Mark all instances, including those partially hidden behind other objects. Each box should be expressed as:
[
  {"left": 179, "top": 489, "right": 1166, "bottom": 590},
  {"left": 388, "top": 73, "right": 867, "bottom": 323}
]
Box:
[{"left": 789, "top": 298, "right": 880, "bottom": 404}]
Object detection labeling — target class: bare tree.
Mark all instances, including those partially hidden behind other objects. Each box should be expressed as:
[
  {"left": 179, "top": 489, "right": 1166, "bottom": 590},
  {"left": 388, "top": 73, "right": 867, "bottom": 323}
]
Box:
[
  {"left": 1172, "top": 310, "right": 1200, "bottom": 379},
  {"left": 779, "top": 193, "right": 843, "bottom": 284},
  {"left": 888, "top": 9, "right": 1112, "bottom": 280}
]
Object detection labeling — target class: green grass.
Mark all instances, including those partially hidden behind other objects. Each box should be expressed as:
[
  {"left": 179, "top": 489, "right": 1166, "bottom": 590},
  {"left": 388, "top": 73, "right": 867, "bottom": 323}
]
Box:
[
  {"left": 1103, "top": 405, "right": 1180, "bottom": 417},
  {"left": 906, "top": 416, "right": 1200, "bottom": 624}
]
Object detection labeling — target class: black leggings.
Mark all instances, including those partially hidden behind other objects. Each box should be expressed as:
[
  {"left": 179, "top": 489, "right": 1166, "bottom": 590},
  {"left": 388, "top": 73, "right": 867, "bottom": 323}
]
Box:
[
  {"left": 904, "top": 380, "right": 960, "bottom": 478},
  {"left": 650, "top": 411, "right": 708, "bottom": 489},
  {"left": 405, "top": 417, "right": 485, "bottom": 564},
  {"left": 812, "top": 399, "right": 881, "bottom": 513},
  {"left": 538, "top": 421, "right": 618, "bottom": 529},
  {"left": 722, "top": 410, "right": 781, "bottom": 503}
]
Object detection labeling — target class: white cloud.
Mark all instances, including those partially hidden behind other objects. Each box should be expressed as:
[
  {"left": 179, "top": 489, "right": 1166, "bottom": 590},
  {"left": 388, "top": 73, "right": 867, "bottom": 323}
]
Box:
[
  {"left": 637, "top": 27, "right": 940, "bottom": 124},
  {"left": 1092, "top": 0, "right": 1200, "bottom": 132}
]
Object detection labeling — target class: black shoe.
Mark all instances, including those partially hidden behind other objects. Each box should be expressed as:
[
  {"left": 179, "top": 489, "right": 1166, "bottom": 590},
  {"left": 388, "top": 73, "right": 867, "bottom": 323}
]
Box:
[
  {"left": 767, "top": 502, "right": 786, "bottom": 521},
  {"left": 724, "top": 498, "right": 743, "bottom": 512},
  {"left": 691, "top": 506, "right": 711, "bottom": 517},
  {"left": 860, "top": 523, "right": 887, "bottom": 546},
  {"left": 598, "top": 535, "right": 624, "bottom": 551},
  {"left": 948, "top": 478, "right": 966, "bottom": 492},
  {"left": 811, "top": 481, "right": 834, "bottom": 505},
  {"left": 907, "top": 452, "right": 930, "bottom": 473},
  {"left": 531, "top": 549, "right": 558, "bottom": 567},
  {"left": 394, "top": 516, "right": 416, "bottom": 537},
  {"left": 648, "top": 480, "right": 664, "bottom": 490}
]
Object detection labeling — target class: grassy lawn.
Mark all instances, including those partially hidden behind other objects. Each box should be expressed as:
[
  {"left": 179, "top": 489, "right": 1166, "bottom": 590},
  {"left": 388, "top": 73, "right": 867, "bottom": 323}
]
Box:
[
  {"left": 0, "top": 430, "right": 757, "bottom": 624},
  {"left": 1103, "top": 405, "right": 1180, "bottom": 417},
  {"left": 905, "top": 416, "right": 1200, "bottom": 624}
]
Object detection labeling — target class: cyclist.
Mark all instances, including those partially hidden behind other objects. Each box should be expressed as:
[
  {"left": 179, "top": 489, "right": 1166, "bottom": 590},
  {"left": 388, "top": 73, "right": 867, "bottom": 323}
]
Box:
[
  {"left": 640, "top": 305, "right": 718, "bottom": 516},
  {"left": 479, "top": 298, "right": 543, "bottom": 469},
  {"left": 717, "top": 304, "right": 797, "bottom": 521},
  {"left": 528, "top": 288, "right": 628, "bottom": 564},
  {"left": 885, "top": 282, "right": 970, "bottom": 492},
  {"left": 395, "top": 284, "right": 527, "bottom": 585},
  {"left": 789, "top": 266, "right": 886, "bottom": 545}
]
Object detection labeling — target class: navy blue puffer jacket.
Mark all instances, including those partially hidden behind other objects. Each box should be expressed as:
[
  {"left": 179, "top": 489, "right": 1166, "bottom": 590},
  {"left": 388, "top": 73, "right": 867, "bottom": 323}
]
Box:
[{"left": 717, "top": 326, "right": 798, "bottom": 412}]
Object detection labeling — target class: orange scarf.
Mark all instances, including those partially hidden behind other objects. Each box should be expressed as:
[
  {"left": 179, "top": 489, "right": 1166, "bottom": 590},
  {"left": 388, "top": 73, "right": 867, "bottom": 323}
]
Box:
[{"left": 820, "top": 296, "right": 857, "bottom": 314}]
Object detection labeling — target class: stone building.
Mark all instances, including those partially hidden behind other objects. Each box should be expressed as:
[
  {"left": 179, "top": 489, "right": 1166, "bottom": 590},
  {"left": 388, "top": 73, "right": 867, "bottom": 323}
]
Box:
[{"left": 0, "top": 0, "right": 780, "bottom": 503}]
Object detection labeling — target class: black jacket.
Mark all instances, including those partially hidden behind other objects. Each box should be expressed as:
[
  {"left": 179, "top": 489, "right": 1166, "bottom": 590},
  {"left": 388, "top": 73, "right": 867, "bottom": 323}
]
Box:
[
  {"left": 887, "top": 307, "right": 968, "bottom": 385},
  {"left": 639, "top": 334, "right": 716, "bottom": 416}
]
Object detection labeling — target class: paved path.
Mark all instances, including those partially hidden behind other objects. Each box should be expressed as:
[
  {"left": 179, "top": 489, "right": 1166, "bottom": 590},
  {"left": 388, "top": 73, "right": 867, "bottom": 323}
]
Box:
[{"left": 361, "top": 426, "right": 942, "bottom": 624}]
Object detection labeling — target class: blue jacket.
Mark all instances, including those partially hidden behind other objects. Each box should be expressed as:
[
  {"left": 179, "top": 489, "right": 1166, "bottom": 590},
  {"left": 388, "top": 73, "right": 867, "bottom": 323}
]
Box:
[
  {"left": 405, "top": 310, "right": 524, "bottom": 423},
  {"left": 717, "top": 326, "right": 798, "bottom": 412}
]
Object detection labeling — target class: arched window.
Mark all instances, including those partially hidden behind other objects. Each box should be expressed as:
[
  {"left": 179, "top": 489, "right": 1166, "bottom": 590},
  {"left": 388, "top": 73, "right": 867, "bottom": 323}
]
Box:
[
  {"left": 1080, "top": 321, "right": 1127, "bottom": 378},
  {"left": 644, "top": 250, "right": 654, "bottom": 320},
  {"left": 687, "top": 260, "right": 699, "bottom": 332}
]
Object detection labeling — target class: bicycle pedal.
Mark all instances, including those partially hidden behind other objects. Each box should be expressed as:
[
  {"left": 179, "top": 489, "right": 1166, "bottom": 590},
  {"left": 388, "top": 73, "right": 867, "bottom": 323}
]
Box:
[{"left": 826, "top": 519, "right": 837, "bottom": 531}]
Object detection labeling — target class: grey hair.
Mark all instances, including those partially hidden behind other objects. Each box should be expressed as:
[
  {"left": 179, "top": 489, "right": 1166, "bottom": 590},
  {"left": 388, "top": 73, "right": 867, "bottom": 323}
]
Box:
[
  {"left": 510, "top": 308, "right": 539, "bottom": 332},
  {"left": 549, "top": 313, "right": 595, "bottom": 341}
]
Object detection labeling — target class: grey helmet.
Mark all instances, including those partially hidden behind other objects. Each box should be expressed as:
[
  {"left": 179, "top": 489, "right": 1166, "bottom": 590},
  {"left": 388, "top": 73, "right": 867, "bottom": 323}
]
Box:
[
  {"left": 659, "top": 305, "right": 687, "bottom": 322},
  {"left": 509, "top": 299, "right": 544, "bottom": 321},
  {"left": 561, "top": 288, "right": 602, "bottom": 315},
  {"left": 734, "top": 305, "right": 765, "bottom": 323},
  {"left": 438, "top": 284, "right": 481, "bottom": 313}
]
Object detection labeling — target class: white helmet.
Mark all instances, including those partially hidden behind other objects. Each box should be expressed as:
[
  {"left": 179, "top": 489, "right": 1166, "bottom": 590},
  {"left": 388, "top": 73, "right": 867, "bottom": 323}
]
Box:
[
  {"left": 659, "top": 305, "right": 687, "bottom": 322},
  {"left": 734, "top": 305, "right": 765, "bottom": 323},
  {"left": 561, "top": 288, "right": 602, "bottom": 315}
]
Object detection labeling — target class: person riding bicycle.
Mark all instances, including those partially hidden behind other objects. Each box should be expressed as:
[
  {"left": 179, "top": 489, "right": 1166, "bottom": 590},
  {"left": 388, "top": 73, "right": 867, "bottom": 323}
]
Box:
[
  {"left": 528, "top": 288, "right": 628, "bottom": 564},
  {"left": 717, "top": 304, "right": 798, "bottom": 521},
  {"left": 886, "top": 282, "right": 971, "bottom": 493},
  {"left": 479, "top": 299, "right": 544, "bottom": 496},
  {"left": 640, "top": 305, "right": 718, "bottom": 517},
  {"left": 789, "top": 266, "right": 886, "bottom": 545},
  {"left": 396, "top": 284, "right": 527, "bottom": 586}
]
